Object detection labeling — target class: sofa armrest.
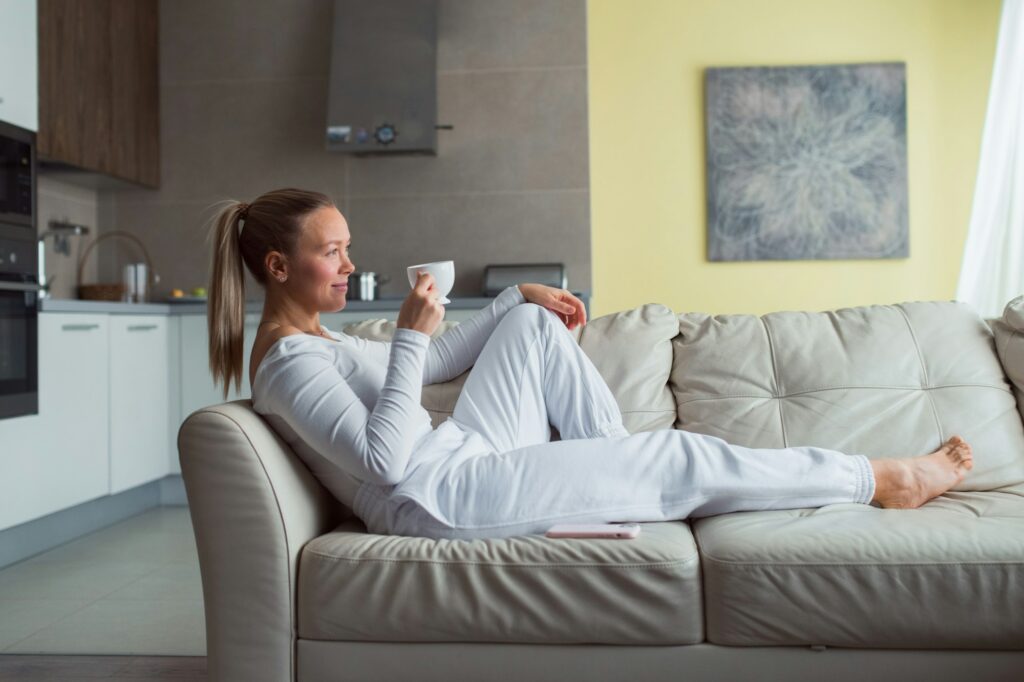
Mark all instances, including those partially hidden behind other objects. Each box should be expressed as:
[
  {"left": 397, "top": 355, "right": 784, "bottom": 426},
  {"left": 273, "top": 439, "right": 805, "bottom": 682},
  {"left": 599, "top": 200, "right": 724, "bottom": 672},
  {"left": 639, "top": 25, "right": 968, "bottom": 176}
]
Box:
[{"left": 177, "top": 400, "right": 347, "bottom": 682}]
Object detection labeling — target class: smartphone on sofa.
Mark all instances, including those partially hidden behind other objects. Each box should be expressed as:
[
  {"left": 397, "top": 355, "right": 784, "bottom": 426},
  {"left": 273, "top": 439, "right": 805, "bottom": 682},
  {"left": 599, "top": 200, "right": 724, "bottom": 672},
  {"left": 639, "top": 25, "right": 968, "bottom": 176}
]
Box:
[{"left": 544, "top": 523, "right": 641, "bottom": 539}]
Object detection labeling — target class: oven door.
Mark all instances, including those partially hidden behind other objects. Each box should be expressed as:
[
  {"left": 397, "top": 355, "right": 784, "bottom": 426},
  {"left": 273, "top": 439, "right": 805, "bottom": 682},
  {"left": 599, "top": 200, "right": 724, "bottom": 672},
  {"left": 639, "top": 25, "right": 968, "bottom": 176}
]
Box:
[{"left": 0, "top": 276, "right": 39, "bottom": 419}]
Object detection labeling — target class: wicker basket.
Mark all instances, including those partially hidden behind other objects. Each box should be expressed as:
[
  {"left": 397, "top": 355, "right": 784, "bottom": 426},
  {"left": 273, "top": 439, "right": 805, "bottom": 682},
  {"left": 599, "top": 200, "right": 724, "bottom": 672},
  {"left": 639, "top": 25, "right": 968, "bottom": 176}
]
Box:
[{"left": 77, "top": 230, "right": 156, "bottom": 301}]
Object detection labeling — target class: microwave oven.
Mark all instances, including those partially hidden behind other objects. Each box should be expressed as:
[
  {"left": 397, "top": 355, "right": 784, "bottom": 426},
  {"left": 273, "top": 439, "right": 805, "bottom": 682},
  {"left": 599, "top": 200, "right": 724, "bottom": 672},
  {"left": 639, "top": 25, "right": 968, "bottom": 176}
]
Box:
[{"left": 0, "top": 119, "right": 35, "bottom": 234}]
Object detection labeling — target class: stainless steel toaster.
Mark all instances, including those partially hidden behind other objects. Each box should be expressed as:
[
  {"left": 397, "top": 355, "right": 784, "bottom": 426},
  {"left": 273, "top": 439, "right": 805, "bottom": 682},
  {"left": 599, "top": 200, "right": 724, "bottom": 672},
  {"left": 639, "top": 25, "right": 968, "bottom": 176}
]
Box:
[{"left": 482, "top": 263, "right": 567, "bottom": 297}]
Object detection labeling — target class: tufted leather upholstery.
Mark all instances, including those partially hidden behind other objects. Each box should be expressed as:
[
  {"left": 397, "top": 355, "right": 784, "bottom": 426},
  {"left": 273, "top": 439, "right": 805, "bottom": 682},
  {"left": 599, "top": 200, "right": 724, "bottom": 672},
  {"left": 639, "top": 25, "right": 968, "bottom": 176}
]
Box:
[{"left": 179, "top": 296, "right": 1024, "bottom": 680}]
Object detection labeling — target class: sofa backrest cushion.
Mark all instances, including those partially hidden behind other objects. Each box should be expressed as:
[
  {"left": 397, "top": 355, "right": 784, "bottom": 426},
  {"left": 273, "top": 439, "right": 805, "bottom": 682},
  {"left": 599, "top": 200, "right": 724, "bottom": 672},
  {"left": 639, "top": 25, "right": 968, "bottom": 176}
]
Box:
[
  {"left": 343, "top": 304, "right": 679, "bottom": 434},
  {"left": 670, "top": 300, "right": 1024, "bottom": 491},
  {"left": 990, "top": 296, "right": 1024, "bottom": 442},
  {"left": 575, "top": 303, "right": 679, "bottom": 433}
]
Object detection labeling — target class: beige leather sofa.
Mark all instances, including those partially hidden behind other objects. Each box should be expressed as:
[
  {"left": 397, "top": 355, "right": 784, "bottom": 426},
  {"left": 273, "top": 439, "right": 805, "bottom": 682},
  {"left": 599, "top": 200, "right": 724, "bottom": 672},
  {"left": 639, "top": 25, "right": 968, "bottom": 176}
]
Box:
[{"left": 178, "top": 296, "right": 1024, "bottom": 682}]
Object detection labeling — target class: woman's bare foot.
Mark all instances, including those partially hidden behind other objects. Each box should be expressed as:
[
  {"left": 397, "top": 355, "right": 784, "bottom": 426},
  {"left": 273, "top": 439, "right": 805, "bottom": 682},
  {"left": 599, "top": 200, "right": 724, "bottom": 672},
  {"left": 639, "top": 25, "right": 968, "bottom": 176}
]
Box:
[{"left": 870, "top": 435, "right": 974, "bottom": 509}]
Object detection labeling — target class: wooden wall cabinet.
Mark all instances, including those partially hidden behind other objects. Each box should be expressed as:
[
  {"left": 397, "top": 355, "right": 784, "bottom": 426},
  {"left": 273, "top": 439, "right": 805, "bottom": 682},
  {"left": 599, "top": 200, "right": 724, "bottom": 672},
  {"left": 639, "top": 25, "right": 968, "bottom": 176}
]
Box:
[{"left": 37, "top": 0, "right": 159, "bottom": 187}]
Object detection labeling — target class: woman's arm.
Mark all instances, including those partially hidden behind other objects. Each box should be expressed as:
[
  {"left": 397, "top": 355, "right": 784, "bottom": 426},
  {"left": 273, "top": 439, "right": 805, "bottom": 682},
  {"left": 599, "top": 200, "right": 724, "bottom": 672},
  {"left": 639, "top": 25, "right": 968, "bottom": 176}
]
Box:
[
  {"left": 336, "top": 284, "right": 526, "bottom": 384},
  {"left": 259, "top": 328, "right": 433, "bottom": 486}
]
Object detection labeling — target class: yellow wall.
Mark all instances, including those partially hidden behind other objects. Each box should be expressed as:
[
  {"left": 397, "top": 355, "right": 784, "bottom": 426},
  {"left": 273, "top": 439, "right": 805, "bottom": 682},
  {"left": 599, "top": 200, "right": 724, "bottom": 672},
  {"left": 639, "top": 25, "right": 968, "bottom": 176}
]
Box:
[{"left": 587, "top": 0, "right": 1001, "bottom": 317}]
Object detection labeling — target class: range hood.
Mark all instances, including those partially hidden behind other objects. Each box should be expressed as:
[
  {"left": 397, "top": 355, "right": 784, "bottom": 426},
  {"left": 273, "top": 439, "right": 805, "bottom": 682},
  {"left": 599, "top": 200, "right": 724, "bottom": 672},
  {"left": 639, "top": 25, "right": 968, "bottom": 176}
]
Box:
[{"left": 326, "top": 0, "right": 439, "bottom": 155}]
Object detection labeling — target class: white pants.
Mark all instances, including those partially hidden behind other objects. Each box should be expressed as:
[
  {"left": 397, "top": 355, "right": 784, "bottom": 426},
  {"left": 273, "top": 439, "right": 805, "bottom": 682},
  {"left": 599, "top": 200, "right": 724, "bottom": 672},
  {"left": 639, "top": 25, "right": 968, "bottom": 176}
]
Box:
[{"left": 358, "top": 303, "right": 876, "bottom": 541}]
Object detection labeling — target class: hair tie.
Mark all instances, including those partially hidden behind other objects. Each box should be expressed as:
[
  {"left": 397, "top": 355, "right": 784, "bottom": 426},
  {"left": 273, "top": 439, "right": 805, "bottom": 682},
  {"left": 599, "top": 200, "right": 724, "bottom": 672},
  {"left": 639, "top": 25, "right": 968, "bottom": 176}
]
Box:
[{"left": 238, "top": 202, "right": 250, "bottom": 220}]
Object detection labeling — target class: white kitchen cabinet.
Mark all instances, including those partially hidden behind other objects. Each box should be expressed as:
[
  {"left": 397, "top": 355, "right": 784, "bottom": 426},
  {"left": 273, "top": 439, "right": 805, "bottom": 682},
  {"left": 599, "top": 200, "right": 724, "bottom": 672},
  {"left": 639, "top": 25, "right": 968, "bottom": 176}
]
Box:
[
  {"left": 0, "top": 0, "right": 38, "bottom": 131},
  {"left": 166, "top": 315, "right": 181, "bottom": 477},
  {"left": 179, "top": 312, "right": 259, "bottom": 406},
  {"left": 173, "top": 314, "right": 260, "bottom": 475},
  {"left": 0, "top": 401, "right": 41, "bottom": 531},
  {"left": 0, "top": 314, "right": 108, "bottom": 531},
  {"left": 109, "top": 315, "right": 169, "bottom": 494}
]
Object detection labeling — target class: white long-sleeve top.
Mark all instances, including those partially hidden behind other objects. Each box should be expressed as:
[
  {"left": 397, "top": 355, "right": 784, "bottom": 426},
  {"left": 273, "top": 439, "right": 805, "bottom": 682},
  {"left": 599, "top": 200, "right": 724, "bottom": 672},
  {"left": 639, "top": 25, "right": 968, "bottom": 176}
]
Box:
[{"left": 251, "top": 284, "right": 526, "bottom": 509}]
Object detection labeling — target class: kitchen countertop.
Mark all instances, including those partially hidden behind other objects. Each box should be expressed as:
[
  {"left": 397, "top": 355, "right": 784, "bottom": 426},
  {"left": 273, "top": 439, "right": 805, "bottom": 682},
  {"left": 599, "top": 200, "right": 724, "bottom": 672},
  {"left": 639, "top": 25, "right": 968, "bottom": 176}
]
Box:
[{"left": 38, "top": 292, "right": 591, "bottom": 315}]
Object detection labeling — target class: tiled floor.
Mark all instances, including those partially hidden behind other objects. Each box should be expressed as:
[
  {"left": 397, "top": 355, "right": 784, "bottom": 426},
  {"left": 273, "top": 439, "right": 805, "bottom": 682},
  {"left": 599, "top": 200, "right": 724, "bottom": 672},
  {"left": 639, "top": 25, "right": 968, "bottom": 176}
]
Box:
[{"left": 0, "top": 506, "right": 205, "bottom": 655}]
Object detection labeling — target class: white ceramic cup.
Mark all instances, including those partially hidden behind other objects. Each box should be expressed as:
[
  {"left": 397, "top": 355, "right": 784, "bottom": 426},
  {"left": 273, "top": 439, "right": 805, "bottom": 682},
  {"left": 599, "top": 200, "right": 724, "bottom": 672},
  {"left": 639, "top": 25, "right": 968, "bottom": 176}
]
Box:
[{"left": 406, "top": 260, "right": 454, "bottom": 305}]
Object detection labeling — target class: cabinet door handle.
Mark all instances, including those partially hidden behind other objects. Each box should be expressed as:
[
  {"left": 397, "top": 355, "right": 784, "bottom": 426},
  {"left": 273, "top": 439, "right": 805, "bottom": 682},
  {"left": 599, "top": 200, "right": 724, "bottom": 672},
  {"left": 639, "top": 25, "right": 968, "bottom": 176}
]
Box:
[
  {"left": 61, "top": 323, "right": 100, "bottom": 331},
  {"left": 127, "top": 324, "right": 159, "bottom": 331}
]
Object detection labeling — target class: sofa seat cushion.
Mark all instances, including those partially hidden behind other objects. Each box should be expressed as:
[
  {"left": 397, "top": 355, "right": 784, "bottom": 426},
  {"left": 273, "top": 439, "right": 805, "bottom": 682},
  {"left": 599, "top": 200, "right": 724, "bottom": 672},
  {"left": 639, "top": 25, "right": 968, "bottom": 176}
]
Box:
[
  {"left": 694, "top": 486, "right": 1024, "bottom": 649},
  {"left": 297, "top": 518, "right": 703, "bottom": 645}
]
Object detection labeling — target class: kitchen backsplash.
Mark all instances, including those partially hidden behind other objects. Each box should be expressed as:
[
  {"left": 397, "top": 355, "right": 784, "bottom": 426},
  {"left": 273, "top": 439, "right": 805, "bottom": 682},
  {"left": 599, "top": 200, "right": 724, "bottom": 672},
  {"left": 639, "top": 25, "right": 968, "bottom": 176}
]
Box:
[
  {"left": 36, "top": 176, "right": 102, "bottom": 300},
  {"left": 74, "top": 0, "right": 592, "bottom": 303}
]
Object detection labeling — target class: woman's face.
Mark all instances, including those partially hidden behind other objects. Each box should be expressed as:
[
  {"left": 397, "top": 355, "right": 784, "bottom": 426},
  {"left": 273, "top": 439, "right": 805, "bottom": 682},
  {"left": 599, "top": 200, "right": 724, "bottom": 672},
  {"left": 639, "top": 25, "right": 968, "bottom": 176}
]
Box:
[{"left": 287, "top": 206, "right": 355, "bottom": 311}]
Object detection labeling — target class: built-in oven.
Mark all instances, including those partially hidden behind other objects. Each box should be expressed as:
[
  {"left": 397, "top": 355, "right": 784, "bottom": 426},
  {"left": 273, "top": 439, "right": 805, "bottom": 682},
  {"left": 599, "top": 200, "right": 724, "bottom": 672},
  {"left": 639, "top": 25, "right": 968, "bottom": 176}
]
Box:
[
  {"left": 0, "top": 119, "right": 37, "bottom": 420},
  {"left": 0, "top": 236, "right": 39, "bottom": 419}
]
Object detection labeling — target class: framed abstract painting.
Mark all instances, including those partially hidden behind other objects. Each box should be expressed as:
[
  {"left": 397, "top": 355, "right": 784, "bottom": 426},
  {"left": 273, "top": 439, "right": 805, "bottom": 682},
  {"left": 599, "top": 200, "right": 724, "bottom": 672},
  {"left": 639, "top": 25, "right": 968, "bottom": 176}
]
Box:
[{"left": 704, "top": 62, "right": 908, "bottom": 261}]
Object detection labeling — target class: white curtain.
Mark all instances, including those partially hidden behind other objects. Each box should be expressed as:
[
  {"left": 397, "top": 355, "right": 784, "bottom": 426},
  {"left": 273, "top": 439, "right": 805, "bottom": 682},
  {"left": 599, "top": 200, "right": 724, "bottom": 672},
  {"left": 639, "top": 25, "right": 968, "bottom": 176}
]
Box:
[{"left": 956, "top": 0, "right": 1024, "bottom": 319}]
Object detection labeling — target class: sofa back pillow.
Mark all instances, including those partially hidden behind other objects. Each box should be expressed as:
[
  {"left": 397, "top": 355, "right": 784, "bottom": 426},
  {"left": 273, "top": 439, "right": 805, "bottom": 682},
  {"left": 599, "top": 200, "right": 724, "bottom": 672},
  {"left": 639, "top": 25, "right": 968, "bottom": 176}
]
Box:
[
  {"left": 670, "top": 300, "right": 1024, "bottom": 491},
  {"left": 343, "top": 304, "right": 679, "bottom": 435},
  {"left": 989, "top": 295, "right": 1024, "bottom": 432},
  {"left": 575, "top": 303, "right": 678, "bottom": 433}
]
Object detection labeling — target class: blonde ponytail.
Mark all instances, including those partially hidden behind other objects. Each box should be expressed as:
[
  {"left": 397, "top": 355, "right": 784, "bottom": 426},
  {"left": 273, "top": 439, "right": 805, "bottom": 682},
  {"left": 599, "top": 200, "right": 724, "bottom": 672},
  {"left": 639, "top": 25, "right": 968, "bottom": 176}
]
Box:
[
  {"left": 205, "top": 188, "right": 336, "bottom": 401},
  {"left": 207, "top": 201, "right": 248, "bottom": 400}
]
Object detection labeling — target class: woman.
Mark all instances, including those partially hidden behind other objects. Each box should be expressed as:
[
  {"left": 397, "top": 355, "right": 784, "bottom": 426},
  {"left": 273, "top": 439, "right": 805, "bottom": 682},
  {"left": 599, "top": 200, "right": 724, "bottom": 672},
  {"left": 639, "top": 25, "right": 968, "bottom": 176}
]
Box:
[{"left": 207, "top": 188, "right": 974, "bottom": 541}]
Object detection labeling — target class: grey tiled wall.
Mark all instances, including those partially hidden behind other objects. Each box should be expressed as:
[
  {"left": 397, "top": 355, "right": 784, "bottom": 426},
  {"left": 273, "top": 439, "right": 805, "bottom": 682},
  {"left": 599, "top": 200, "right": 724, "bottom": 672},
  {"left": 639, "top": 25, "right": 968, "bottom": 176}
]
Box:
[
  {"left": 36, "top": 177, "right": 101, "bottom": 300},
  {"left": 91, "top": 0, "right": 590, "bottom": 302}
]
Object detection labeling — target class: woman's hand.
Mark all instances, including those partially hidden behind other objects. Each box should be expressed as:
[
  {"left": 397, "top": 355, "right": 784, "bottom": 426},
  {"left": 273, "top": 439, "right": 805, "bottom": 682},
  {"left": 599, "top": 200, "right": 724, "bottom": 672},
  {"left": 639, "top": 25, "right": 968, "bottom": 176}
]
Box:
[
  {"left": 518, "top": 283, "right": 587, "bottom": 330},
  {"left": 397, "top": 272, "right": 445, "bottom": 337}
]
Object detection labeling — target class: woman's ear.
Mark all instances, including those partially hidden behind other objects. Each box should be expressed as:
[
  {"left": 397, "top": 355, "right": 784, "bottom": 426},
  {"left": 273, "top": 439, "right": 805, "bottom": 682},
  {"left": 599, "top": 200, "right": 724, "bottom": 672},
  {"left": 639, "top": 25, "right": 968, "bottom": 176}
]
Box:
[{"left": 265, "top": 250, "right": 288, "bottom": 281}]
